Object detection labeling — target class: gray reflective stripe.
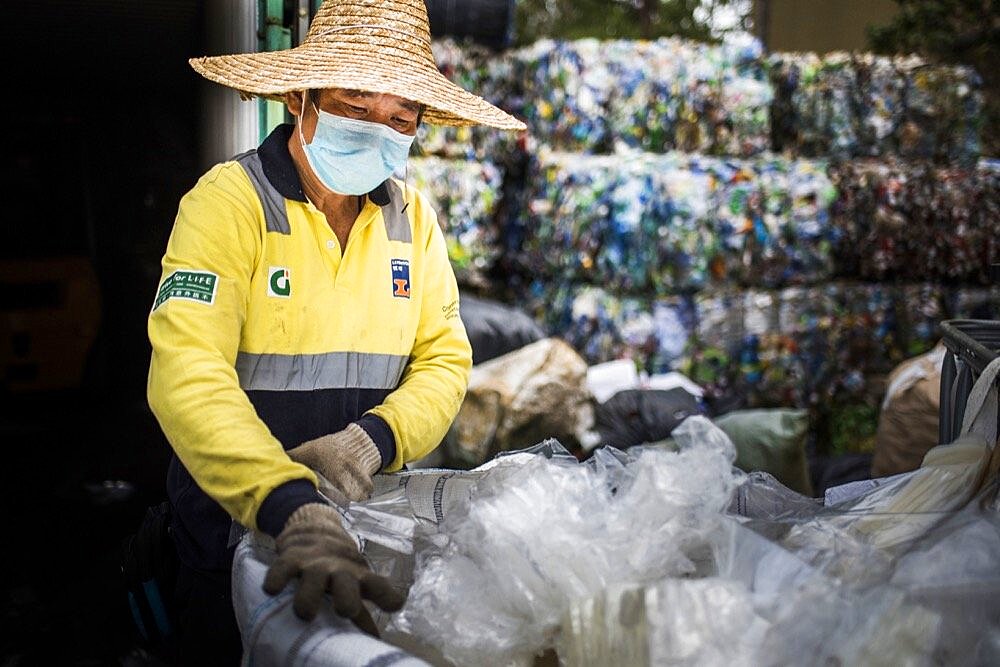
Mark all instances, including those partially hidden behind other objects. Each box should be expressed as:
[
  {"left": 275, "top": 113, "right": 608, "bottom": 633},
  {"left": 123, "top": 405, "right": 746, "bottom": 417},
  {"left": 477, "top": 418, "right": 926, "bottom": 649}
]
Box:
[
  {"left": 235, "top": 152, "right": 291, "bottom": 235},
  {"left": 236, "top": 351, "right": 408, "bottom": 391},
  {"left": 382, "top": 180, "right": 412, "bottom": 243}
]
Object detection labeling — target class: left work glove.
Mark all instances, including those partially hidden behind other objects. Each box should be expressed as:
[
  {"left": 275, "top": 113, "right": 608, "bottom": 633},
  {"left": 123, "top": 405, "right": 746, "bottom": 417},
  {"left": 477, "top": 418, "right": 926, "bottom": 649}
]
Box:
[{"left": 287, "top": 423, "right": 381, "bottom": 502}]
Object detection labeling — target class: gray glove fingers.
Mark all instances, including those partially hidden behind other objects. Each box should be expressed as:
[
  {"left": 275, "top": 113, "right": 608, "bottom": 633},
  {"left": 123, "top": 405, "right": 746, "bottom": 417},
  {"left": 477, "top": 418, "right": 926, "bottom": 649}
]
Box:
[
  {"left": 291, "top": 568, "right": 331, "bottom": 621},
  {"left": 262, "top": 557, "right": 299, "bottom": 596},
  {"left": 330, "top": 570, "right": 363, "bottom": 619},
  {"left": 360, "top": 573, "right": 407, "bottom": 612}
]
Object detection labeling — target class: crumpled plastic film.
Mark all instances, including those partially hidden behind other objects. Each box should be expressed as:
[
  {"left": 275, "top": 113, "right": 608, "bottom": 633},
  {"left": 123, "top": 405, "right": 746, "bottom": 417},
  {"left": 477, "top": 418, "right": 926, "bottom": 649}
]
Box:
[
  {"left": 318, "top": 423, "right": 1000, "bottom": 665},
  {"left": 559, "top": 578, "right": 771, "bottom": 667},
  {"left": 383, "top": 417, "right": 741, "bottom": 666},
  {"left": 406, "top": 157, "right": 504, "bottom": 288},
  {"left": 555, "top": 457, "right": 1000, "bottom": 666}
]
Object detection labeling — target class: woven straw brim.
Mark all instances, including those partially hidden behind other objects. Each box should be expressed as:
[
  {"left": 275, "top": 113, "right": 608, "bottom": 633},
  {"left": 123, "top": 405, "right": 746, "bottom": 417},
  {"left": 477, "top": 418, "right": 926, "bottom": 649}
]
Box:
[{"left": 190, "top": 42, "right": 526, "bottom": 131}]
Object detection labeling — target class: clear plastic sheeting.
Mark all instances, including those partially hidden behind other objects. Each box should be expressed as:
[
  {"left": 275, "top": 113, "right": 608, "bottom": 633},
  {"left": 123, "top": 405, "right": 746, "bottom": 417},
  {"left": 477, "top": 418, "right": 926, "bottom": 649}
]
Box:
[
  {"left": 557, "top": 448, "right": 1000, "bottom": 666},
  {"left": 234, "top": 412, "right": 1000, "bottom": 665},
  {"left": 231, "top": 530, "right": 432, "bottom": 667},
  {"left": 381, "top": 417, "right": 741, "bottom": 666},
  {"left": 558, "top": 579, "right": 770, "bottom": 667}
]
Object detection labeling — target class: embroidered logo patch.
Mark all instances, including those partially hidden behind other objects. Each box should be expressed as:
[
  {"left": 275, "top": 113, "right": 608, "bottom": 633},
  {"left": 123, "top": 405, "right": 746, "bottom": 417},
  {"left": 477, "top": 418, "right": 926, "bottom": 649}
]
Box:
[
  {"left": 267, "top": 267, "right": 291, "bottom": 297},
  {"left": 153, "top": 270, "right": 218, "bottom": 310},
  {"left": 391, "top": 258, "right": 410, "bottom": 298}
]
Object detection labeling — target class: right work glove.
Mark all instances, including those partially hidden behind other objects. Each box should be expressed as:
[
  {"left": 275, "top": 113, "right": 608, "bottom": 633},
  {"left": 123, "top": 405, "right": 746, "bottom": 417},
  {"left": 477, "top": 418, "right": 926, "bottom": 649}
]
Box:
[
  {"left": 262, "top": 503, "right": 406, "bottom": 622},
  {"left": 287, "top": 423, "right": 382, "bottom": 502}
]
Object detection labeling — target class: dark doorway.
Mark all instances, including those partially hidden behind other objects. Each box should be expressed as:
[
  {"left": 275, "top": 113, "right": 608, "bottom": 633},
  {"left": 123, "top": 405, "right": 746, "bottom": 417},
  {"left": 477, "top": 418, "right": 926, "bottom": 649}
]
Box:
[{"left": 4, "top": 2, "right": 205, "bottom": 663}]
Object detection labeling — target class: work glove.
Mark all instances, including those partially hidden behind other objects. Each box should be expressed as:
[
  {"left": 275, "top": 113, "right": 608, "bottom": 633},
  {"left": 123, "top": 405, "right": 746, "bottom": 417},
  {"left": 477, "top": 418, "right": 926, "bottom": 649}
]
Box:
[
  {"left": 287, "top": 423, "right": 382, "bottom": 502},
  {"left": 262, "top": 503, "right": 406, "bottom": 622}
]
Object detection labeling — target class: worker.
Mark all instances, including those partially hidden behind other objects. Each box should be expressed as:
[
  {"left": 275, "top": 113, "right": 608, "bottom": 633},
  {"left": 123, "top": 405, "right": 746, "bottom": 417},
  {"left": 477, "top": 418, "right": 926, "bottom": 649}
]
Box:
[{"left": 146, "top": 0, "right": 525, "bottom": 662}]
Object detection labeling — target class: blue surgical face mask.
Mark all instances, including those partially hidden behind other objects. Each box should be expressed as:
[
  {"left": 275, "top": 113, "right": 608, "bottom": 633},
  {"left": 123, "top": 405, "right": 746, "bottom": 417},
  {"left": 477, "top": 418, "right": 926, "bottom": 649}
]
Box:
[{"left": 298, "top": 94, "right": 415, "bottom": 196}]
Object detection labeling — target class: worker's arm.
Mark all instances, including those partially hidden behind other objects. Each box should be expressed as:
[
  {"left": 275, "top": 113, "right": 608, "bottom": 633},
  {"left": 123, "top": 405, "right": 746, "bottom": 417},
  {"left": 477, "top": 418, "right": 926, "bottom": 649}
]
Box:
[
  {"left": 366, "top": 193, "right": 473, "bottom": 471},
  {"left": 147, "top": 164, "right": 323, "bottom": 536}
]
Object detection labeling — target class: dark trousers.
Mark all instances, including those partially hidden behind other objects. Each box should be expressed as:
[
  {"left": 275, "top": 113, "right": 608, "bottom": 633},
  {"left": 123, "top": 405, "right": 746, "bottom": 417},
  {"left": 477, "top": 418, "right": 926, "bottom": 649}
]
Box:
[{"left": 172, "top": 561, "right": 243, "bottom": 666}]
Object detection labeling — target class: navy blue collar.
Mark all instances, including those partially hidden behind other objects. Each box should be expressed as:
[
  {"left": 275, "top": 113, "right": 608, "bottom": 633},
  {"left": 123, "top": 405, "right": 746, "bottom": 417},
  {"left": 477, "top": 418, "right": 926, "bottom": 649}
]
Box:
[{"left": 256, "top": 124, "right": 391, "bottom": 207}]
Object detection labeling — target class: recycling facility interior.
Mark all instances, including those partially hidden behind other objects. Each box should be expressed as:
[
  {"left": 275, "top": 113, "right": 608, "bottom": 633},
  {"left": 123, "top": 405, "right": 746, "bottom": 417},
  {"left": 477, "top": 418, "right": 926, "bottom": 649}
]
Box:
[{"left": 2, "top": 0, "right": 998, "bottom": 664}]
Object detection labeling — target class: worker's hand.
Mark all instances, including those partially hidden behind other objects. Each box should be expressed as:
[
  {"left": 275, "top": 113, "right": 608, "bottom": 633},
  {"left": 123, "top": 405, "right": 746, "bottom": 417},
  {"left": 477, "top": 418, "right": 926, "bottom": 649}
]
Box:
[
  {"left": 262, "top": 503, "right": 406, "bottom": 622},
  {"left": 287, "top": 423, "right": 381, "bottom": 502}
]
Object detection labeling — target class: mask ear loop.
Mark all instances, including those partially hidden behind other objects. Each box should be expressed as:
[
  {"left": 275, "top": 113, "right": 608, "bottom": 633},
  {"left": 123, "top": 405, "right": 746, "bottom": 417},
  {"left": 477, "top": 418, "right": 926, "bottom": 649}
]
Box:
[
  {"left": 297, "top": 90, "right": 309, "bottom": 148},
  {"left": 400, "top": 106, "right": 425, "bottom": 211},
  {"left": 297, "top": 90, "right": 327, "bottom": 145}
]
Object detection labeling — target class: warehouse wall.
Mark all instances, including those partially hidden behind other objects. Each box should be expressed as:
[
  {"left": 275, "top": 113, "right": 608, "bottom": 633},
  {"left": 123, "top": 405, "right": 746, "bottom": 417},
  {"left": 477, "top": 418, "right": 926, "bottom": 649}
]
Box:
[{"left": 756, "top": 0, "right": 898, "bottom": 53}]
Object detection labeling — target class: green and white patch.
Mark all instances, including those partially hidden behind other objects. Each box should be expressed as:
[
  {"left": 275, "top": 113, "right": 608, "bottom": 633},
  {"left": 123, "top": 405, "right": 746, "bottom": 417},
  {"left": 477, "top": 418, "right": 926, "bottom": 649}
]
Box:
[
  {"left": 267, "top": 266, "right": 291, "bottom": 298},
  {"left": 153, "top": 270, "right": 218, "bottom": 310}
]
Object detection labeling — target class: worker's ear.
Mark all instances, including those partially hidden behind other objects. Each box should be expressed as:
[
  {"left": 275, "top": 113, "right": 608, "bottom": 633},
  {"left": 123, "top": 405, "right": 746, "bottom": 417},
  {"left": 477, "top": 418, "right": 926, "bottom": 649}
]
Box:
[{"left": 285, "top": 91, "right": 305, "bottom": 120}]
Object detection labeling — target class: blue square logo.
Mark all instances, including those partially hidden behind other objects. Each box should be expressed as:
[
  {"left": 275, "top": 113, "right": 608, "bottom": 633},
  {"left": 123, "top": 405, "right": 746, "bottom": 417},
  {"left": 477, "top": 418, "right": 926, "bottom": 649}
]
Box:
[{"left": 391, "top": 259, "right": 410, "bottom": 298}]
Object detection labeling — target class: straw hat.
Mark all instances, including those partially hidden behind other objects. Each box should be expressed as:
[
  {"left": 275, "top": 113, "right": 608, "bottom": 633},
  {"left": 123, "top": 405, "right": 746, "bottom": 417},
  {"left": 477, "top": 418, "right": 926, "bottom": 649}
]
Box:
[{"left": 189, "top": 0, "right": 525, "bottom": 130}]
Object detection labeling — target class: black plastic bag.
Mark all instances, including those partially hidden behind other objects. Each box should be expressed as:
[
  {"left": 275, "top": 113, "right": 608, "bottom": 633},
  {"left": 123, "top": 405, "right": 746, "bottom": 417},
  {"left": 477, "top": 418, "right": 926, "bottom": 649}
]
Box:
[
  {"left": 461, "top": 293, "right": 547, "bottom": 365},
  {"left": 595, "top": 388, "right": 704, "bottom": 449}
]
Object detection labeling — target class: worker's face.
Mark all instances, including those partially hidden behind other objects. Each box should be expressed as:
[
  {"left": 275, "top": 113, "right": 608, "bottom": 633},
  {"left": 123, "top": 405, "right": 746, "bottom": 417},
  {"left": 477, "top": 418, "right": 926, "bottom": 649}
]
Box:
[{"left": 287, "top": 88, "right": 421, "bottom": 142}]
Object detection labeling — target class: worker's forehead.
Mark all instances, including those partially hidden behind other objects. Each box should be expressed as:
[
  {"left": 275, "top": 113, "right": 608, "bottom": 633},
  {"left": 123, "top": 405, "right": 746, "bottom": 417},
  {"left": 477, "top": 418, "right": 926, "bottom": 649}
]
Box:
[{"left": 320, "top": 88, "right": 421, "bottom": 112}]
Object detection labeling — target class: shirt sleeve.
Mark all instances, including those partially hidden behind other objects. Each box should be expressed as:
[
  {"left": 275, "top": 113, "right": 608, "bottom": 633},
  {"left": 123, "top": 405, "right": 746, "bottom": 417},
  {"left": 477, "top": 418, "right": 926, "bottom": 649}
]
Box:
[
  {"left": 367, "top": 192, "right": 473, "bottom": 471},
  {"left": 147, "top": 163, "right": 323, "bottom": 535}
]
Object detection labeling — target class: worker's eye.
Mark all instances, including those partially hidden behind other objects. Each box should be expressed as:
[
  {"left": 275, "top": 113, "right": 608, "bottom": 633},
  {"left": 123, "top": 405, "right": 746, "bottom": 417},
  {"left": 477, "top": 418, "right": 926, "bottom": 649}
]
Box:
[{"left": 347, "top": 104, "right": 367, "bottom": 115}]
